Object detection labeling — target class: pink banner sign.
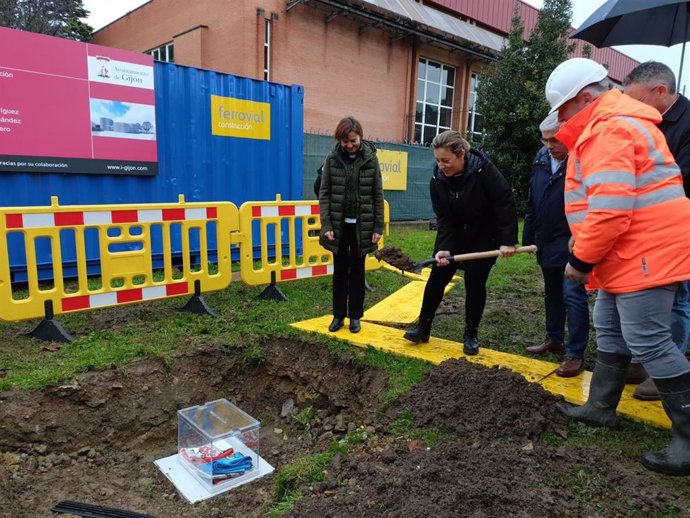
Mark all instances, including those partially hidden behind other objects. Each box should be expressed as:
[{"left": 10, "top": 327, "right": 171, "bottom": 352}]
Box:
[{"left": 0, "top": 27, "right": 158, "bottom": 176}]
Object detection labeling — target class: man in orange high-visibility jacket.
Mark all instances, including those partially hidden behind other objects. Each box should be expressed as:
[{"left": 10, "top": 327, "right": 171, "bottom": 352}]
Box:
[
  {"left": 623, "top": 61, "right": 690, "bottom": 401},
  {"left": 545, "top": 58, "right": 690, "bottom": 476}
]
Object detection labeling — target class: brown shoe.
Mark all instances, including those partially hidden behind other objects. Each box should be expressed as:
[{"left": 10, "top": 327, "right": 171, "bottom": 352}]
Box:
[
  {"left": 633, "top": 377, "right": 660, "bottom": 401},
  {"left": 625, "top": 363, "right": 648, "bottom": 385},
  {"left": 556, "top": 357, "right": 585, "bottom": 377},
  {"left": 526, "top": 338, "right": 565, "bottom": 355}
]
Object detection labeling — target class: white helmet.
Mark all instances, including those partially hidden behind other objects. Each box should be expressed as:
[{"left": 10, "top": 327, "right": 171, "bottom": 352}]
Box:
[{"left": 545, "top": 58, "right": 608, "bottom": 114}]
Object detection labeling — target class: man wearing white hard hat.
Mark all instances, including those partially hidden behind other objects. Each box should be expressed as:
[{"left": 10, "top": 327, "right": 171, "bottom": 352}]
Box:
[{"left": 545, "top": 57, "right": 690, "bottom": 476}]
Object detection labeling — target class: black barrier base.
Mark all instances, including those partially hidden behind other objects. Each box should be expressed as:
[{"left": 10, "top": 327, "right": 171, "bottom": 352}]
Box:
[
  {"left": 180, "top": 295, "right": 218, "bottom": 317},
  {"left": 259, "top": 283, "right": 288, "bottom": 301},
  {"left": 179, "top": 280, "right": 218, "bottom": 317},
  {"left": 24, "top": 318, "right": 73, "bottom": 343},
  {"left": 259, "top": 271, "right": 288, "bottom": 301}
]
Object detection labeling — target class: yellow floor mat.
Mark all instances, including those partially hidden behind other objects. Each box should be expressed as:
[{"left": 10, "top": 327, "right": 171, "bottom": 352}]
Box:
[
  {"left": 291, "top": 315, "right": 670, "bottom": 429},
  {"left": 379, "top": 261, "right": 463, "bottom": 283},
  {"left": 379, "top": 262, "right": 430, "bottom": 281},
  {"left": 363, "top": 281, "right": 457, "bottom": 325}
]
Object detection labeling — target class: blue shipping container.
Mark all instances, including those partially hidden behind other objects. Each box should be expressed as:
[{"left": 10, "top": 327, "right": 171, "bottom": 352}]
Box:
[{"left": 1, "top": 62, "right": 305, "bottom": 281}]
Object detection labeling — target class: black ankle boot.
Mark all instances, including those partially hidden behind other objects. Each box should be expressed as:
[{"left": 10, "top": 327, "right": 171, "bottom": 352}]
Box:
[
  {"left": 463, "top": 334, "right": 479, "bottom": 356},
  {"left": 641, "top": 372, "right": 690, "bottom": 476},
  {"left": 404, "top": 316, "right": 432, "bottom": 344},
  {"left": 556, "top": 351, "right": 631, "bottom": 427},
  {"left": 462, "top": 326, "right": 479, "bottom": 356},
  {"left": 328, "top": 317, "right": 344, "bottom": 332}
]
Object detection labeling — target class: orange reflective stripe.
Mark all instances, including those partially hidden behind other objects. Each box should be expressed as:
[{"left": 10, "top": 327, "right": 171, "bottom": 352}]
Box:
[{"left": 615, "top": 116, "right": 674, "bottom": 168}]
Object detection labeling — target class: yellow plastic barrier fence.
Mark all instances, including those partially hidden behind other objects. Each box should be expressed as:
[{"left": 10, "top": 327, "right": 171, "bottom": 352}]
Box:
[
  {"left": 238, "top": 195, "right": 389, "bottom": 290},
  {"left": 0, "top": 195, "right": 238, "bottom": 328}
]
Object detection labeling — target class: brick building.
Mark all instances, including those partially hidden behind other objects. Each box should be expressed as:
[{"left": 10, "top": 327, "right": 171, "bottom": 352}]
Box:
[{"left": 92, "top": 0, "right": 639, "bottom": 143}]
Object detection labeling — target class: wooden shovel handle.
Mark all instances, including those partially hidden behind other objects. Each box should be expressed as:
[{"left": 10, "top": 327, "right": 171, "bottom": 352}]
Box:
[
  {"left": 445, "top": 245, "right": 538, "bottom": 263},
  {"left": 415, "top": 245, "right": 537, "bottom": 270}
]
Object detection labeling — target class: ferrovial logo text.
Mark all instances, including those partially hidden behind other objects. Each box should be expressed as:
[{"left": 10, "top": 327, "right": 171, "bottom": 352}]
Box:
[
  {"left": 377, "top": 149, "right": 408, "bottom": 191},
  {"left": 211, "top": 95, "right": 271, "bottom": 140}
]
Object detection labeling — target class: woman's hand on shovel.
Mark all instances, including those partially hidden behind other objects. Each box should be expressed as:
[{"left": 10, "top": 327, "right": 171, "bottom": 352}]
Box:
[
  {"left": 434, "top": 250, "right": 452, "bottom": 266},
  {"left": 499, "top": 245, "right": 517, "bottom": 257}
]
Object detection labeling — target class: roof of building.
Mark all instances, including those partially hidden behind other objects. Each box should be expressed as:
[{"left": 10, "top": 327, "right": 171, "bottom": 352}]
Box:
[
  {"left": 425, "top": 0, "right": 640, "bottom": 82},
  {"left": 362, "top": 0, "right": 505, "bottom": 52}
]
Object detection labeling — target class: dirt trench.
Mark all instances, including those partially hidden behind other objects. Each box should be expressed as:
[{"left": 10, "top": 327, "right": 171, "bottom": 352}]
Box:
[
  {"left": 0, "top": 339, "right": 387, "bottom": 517},
  {"left": 0, "top": 340, "right": 689, "bottom": 518}
]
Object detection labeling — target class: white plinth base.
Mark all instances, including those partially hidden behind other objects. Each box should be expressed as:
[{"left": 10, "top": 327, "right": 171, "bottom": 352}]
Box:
[{"left": 155, "top": 452, "right": 274, "bottom": 504}]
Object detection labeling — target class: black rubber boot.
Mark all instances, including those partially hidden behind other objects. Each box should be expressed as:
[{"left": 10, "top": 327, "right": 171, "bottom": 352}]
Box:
[
  {"left": 641, "top": 372, "right": 690, "bottom": 476},
  {"left": 556, "top": 351, "right": 631, "bottom": 427},
  {"left": 403, "top": 315, "right": 433, "bottom": 344},
  {"left": 463, "top": 333, "right": 479, "bottom": 356}
]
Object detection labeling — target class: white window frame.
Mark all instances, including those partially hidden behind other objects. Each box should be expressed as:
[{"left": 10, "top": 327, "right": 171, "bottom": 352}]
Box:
[
  {"left": 263, "top": 19, "right": 271, "bottom": 81},
  {"left": 414, "top": 58, "right": 455, "bottom": 145},
  {"left": 146, "top": 42, "right": 174, "bottom": 63},
  {"left": 467, "top": 73, "right": 484, "bottom": 142}
]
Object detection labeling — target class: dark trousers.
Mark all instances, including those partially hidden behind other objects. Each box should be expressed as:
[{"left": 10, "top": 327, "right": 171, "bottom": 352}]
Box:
[
  {"left": 542, "top": 267, "right": 567, "bottom": 344},
  {"left": 542, "top": 266, "right": 589, "bottom": 358},
  {"left": 332, "top": 223, "right": 366, "bottom": 320},
  {"left": 419, "top": 257, "right": 496, "bottom": 337}
]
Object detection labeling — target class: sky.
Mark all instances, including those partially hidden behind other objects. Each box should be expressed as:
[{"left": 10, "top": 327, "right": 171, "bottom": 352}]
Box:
[
  {"left": 82, "top": 0, "right": 149, "bottom": 31},
  {"left": 82, "top": 0, "right": 690, "bottom": 93},
  {"left": 523, "top": 0, "right": 690, "bottom": 94}
]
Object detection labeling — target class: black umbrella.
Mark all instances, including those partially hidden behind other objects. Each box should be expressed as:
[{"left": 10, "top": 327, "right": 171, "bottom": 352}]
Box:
[{"left": 571, "top": 0, "right": 690, "bottom": 89}]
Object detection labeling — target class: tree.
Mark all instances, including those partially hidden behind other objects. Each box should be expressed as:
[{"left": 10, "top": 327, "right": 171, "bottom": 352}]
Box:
[
  {"left": 582, "top": 43, "right": 593, "bottom": 59},
  {"left": 526, "top": 0, "right": 573, "bottom": 94},
  {"left": 474, "top": 0, "right": 573, "bottom": 212},
  {"left": 0, "top": 0, "right": 93, "bottom": 41}
]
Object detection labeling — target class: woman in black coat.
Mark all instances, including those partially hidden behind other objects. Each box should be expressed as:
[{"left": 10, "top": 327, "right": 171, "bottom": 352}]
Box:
[{"left": 404, "top": 130, "right": 518, "bottom": 355}]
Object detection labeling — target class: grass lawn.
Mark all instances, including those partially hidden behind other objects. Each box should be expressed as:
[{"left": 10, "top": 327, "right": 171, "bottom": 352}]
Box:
[{"left": 0, "top": 225, "right": 682, "bottom": 475}]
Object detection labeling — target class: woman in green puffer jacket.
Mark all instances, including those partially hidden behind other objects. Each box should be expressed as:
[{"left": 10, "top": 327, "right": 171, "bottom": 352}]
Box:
[{"left": 318, "top": 116, "right": 385, "bottom": 334}]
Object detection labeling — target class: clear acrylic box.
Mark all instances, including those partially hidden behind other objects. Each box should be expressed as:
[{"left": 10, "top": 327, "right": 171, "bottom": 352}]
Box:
[{"left": 177, "top": 399, "right": 261, "bottom": 493}]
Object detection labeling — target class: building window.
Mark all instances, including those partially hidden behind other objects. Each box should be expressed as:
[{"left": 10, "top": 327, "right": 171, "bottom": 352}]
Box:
[
  {"left": 467, "top": 73, "right": 484, "bottom": 142},
  {"left": 146, "top": 42, "right": 174, "bottom": 63},
  {"left": 414, "top": 58, "right": 455, "bottom": 145},
  {"left": 263, "top": 19, "right": 271, "bottom": 81}
]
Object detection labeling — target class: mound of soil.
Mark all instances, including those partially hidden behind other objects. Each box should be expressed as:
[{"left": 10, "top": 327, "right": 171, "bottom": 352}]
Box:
[
  {"left": 374, "top": 247, "right": 420, "bottom": 272},
  {"left": 287, "top": 438, "right": 675, "bottom": 518},
  {"left": 389, "top": 359, "right": 561, "bottom": 440},
  {"left": 1, "top": 341, "right": 688, "bottom": 517},
  {"left": 290, "top": 360, "right": 689, "bottom": 517}
]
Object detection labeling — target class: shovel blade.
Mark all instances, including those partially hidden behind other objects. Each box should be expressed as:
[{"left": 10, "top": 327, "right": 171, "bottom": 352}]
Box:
[{"left": 413, "top": 258, "right": 437, "bottom": 272}]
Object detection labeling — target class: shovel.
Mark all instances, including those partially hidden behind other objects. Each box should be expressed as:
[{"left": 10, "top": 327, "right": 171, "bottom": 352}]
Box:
[{"left": 413, "top": 245, "right": 538, "bottom": 272}]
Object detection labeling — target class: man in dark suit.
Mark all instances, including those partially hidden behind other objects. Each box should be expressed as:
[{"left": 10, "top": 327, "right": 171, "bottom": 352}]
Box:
[
  {"left": 523, "top": 112, "right": 590, "bottom": 377},
  {"left": 623, "top": 61, "right": 690, "bottom": 400}
]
